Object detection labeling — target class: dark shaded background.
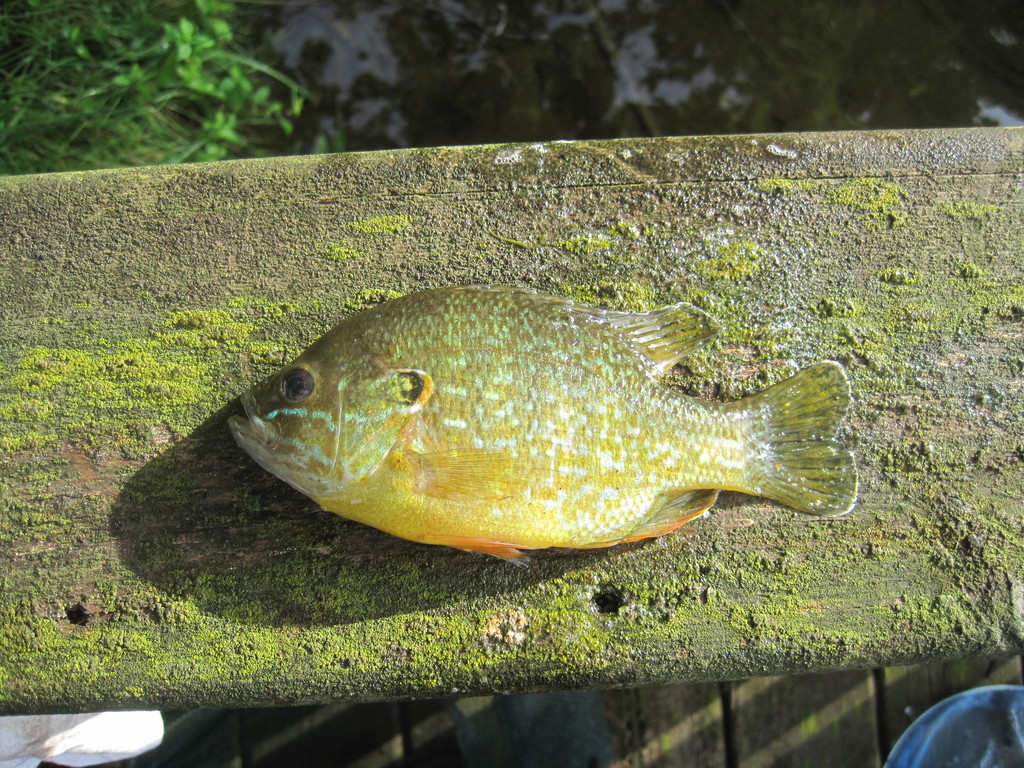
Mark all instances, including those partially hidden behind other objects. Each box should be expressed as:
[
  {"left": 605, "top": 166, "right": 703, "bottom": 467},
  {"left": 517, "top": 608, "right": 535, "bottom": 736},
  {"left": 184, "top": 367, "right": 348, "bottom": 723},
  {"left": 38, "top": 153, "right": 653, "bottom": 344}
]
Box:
[{"left": 261, "top": 0, "right": 1023, "bottom": 154}]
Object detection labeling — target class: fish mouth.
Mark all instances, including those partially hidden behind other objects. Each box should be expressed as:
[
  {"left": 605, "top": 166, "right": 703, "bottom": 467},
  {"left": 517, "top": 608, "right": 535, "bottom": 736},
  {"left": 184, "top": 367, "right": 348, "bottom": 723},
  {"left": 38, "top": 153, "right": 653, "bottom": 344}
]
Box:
[
  {"left": 229, "top": 391, "right": 344, "bottom": 500},
  {"left": 229, "top": 391, "right": 292, "bottom": 486},
  {"left": 229, "top": 391, "right": 278, "bottom": 450}
]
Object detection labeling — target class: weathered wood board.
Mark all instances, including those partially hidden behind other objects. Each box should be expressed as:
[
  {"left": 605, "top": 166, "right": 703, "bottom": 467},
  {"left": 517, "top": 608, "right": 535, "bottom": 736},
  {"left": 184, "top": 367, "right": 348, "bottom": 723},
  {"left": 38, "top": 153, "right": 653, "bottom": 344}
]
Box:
[
  {"left": 728, "top": 671, "right": 882, "bottom": 768},
  {"left": 603, "top": 681, "right": 726, "bottom": 767},
  {"left": 1, "top": 127, "right": 1023, "bottom": 714}
]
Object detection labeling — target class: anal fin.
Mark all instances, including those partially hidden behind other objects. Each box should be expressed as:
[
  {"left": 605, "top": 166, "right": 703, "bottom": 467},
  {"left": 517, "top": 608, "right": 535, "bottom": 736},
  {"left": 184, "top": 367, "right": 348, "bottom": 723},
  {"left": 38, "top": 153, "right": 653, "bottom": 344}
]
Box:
[{"left": 618, "top": 489, "right": 719, "bottom": 543}]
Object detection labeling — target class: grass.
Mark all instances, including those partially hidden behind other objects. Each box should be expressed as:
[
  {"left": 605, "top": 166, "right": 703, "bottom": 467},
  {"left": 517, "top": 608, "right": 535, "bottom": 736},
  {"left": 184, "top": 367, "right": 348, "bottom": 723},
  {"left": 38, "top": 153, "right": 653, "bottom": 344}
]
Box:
[{"left": 0, "top": 0, "right": 304, "bottom": 175}]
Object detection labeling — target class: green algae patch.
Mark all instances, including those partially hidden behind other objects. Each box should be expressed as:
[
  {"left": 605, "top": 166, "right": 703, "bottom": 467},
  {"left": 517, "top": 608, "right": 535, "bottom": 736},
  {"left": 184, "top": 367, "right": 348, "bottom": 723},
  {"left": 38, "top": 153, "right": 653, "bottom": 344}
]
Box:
[
  {"left": 605, "top": 222, "right": 643, "bottom": 239},
  {"left": 159, "top": 310, "right": 255, "bottom": 348},
  {"left": 0, "top": 304, "right": 285, "bottom": 454},
  {"left": 942, "top": 201, "right": 1001, "bottom": 219},
  {"left": 756, "top": 178, "right": 818, "bottom": 195},
  {"left": 558, "top": 282, "right": 658, "bottom": 312},
  {"left": 814, "top": 297, "right": 859, "bottom": 318},
  {"left": 551, "top": 223, "right": 677, "bottom": 274},
  {"left": 828, "top": 179, "right": 907, "bottom": 228},
  {"left": 693, "top": 240, "right": 762, "bottom": 281},
  {"left": 9, "top": 342, "right": 214, "bottom": 441},
  {"left": 0, "top": 398, "right": 54, "bottom": 422},
  {"left": 558, "top": 234, "right": 613, "bottom": 256},
  {"left": 338, "top": 289, "right": 406, "bottom": 316},
  {"left": 877, "top": 268, "right": 921, "bottom": 286},
  {"left": 225, "top": 297, "right": 305, "bottom": 323},
  {"left": 346, "top": 215, "right": 415, "bottom": 234},
  {"left": 325, "top": 244, "right": 362, "bottom": 260},
  {"left": 958, "top": 262, "right": 983, "bottom": 279},
  {"left": 0, "top": 431, "right": 55, "bottom": 453},
  {"left": 896, "top": 303, "right": 938, "bottom": 332}
]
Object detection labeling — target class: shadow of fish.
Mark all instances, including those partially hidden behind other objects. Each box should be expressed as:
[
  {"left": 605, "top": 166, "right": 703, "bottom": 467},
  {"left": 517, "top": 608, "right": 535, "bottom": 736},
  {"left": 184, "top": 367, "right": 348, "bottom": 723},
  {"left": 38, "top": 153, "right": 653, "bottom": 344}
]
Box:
[{"left": 230, "top": 286, "right": 857, "bottom": 561}]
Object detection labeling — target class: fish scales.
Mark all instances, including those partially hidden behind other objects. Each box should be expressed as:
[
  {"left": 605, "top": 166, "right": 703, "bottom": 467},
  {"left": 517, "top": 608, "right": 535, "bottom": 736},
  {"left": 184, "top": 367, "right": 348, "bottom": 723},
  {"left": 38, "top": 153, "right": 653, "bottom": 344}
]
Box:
[
  {"left": 362, "top": 291, "right": 718, "bottom": 536},
  {"left": 230, "top": 286, "right": 857, "bottom": 560}
]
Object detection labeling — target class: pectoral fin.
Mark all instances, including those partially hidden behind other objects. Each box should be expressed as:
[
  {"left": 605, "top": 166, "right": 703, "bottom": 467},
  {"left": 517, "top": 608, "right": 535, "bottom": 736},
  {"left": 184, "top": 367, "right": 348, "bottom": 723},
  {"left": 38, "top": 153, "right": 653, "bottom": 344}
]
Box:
[{"left": 405, "top": 448, "right": 530, "bottom": 502}]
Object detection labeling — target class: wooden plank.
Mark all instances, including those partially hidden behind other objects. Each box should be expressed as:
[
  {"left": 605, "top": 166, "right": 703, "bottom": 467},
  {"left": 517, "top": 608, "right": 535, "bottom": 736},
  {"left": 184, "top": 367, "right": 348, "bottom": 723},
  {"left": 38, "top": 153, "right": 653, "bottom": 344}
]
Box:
[
  {"left": 402, "top": 699, "right": 464, "bottom": 768},
  {"left": 2, "top": 127, "right": 1024, "bottom": 713},
  {"left": 729, "top": 671, "right": 881, "bottom": 768},
  {"left": 603, "top": 683, "right": 726, "bottom": 767},
  {"left": 120, "top": 704, "right": 407, "bottom": 767}
]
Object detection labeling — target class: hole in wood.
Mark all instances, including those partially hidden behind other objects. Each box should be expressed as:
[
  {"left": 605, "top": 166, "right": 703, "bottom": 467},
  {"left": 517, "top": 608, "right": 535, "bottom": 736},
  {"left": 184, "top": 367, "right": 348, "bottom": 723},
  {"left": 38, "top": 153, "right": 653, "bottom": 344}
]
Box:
[
  {"left": 592, "top": 584, "right": 631, "bottom": 615},
  {"left": 65, "top": 603, "right": 91, "bottom": 626}
]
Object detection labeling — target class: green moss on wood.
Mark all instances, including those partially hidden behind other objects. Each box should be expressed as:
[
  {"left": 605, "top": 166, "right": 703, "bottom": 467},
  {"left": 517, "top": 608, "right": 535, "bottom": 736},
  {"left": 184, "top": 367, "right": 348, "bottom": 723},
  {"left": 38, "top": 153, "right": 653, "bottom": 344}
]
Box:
[
  {"left": 877, "top": 268, "right": 921, "bottom": 286},
  {"left": 557, "top": 234, "right": 613, "bottom": 255},
  {"left": 814, "top": 298, "right": 859, "bottom": 318},
  {"left": 958, "top": 262, "right": 983, "bottom": 279},
  {"left": 337, "top": 289, "right": 407, "bottom": 315},
  {"left": 694, "top": 240, "right": 762, "bottom": 281},
  {"left": 605, "top": 222, "right": 642, "bottom": 239},
  {"left": 557, "top": 282, "right": 658, "bottom": 312},
  {"left": 347, "top": 215, "right": 416, "bottom": 234},
  {"left": 828, "top": 179, "right": 908, "bottom": 228},
  {"left": 1, "top": 311, "right": 258, "bottom": 453},
  {"left": 942, "top": 201, "right": 1001, "bottom": 219},
  {"left": 756, "top": 178, "right": 817, "bottom": 194},
  {"left": 325, "top": 245, "right": 362, "bottom": 260}
]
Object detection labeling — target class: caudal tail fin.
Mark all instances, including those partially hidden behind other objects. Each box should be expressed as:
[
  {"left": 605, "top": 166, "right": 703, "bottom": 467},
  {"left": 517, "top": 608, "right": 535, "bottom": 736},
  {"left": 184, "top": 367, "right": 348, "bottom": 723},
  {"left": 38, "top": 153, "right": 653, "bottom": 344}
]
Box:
[{"left": 737, "top": 361, "right": 858, "bottom": 516}]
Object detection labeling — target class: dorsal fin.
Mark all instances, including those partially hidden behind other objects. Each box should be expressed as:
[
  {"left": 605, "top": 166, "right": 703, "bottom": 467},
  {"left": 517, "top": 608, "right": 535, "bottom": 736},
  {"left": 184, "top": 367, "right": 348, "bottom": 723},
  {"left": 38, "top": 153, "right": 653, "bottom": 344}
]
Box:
[
  {"left": 599, "top": 302, "right": 719, "bottom": 374},
  {"left": 455, "top": 286, "right": 719, "bottom": 373}
]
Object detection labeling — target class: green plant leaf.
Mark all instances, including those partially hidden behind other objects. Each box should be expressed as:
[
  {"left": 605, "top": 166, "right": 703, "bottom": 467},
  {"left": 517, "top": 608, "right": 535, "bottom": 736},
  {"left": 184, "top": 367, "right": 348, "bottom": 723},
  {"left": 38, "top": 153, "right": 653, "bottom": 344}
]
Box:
[{"left": 0, "top": 0, "right": 309, "bottom": 174}]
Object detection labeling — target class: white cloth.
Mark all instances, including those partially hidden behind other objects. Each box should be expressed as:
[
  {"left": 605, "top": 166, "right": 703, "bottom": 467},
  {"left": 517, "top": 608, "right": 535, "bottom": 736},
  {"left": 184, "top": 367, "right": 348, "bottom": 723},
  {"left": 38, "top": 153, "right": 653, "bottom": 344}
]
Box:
[{"left": 0, "top": 711, "right": 163, "bottom": 768}]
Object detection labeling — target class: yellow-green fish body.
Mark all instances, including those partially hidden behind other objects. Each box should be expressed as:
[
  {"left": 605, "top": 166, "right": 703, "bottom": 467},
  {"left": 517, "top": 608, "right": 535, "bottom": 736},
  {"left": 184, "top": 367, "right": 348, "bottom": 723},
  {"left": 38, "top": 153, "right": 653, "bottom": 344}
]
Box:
[{"left": 230, "top": 286, "right": 857, "bottom": 559}]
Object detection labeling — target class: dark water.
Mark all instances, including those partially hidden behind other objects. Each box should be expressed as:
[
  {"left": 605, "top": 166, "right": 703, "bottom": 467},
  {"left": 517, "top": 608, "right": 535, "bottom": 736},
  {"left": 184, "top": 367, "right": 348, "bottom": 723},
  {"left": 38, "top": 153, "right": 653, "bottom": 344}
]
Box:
[{"left": 260, "top": 0, "right": 1024, "bottom": 153}]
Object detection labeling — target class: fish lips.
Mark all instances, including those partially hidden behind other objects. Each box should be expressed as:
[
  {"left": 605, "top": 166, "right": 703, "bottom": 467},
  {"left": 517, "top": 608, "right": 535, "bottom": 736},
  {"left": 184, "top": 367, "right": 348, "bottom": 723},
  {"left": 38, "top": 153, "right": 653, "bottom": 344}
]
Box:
[
  {"left": 229, "top": 391, "right": 277, "bottom": 450},
  {"left": 229, "top": 392, "right": 288, "bottom": 484},
  {"left": 228, "top": 391, "right": 343, "bottom": 500}
]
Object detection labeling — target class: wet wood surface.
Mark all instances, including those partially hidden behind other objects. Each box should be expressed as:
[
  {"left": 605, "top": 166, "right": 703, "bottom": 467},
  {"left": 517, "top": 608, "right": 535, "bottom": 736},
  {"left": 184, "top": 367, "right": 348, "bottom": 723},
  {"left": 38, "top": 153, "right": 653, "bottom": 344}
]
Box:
[{"left": 1, "top": 127, "right": 1023, "bottom": 714}]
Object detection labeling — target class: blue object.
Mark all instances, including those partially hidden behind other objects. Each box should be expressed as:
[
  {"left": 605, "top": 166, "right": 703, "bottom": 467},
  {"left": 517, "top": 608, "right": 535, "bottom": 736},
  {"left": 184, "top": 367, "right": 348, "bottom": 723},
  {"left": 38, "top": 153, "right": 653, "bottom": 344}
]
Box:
[{"left": 885, "top": 685, "right": 1024, "bottom": 768}]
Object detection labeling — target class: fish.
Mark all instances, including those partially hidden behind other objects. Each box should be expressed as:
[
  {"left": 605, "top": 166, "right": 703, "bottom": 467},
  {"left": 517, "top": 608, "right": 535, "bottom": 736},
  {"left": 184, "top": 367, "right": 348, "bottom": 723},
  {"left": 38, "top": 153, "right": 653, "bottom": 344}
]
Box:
[{"left": 229, "top": 286, "right": 857, "bottom": 560}]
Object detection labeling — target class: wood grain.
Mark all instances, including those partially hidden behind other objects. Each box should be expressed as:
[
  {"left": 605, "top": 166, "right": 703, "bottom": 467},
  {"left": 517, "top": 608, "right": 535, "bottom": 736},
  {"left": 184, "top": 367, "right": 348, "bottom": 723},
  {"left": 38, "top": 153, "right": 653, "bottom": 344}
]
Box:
[{"left": 1, "top": 127, "right": 1022, "bottom": 713}]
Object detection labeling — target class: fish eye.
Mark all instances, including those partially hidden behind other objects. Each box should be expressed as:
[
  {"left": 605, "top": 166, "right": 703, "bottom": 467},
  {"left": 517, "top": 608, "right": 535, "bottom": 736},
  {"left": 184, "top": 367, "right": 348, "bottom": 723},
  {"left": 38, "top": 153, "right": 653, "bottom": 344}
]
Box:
[
  {"left": 280, "top": 368, "right": 314, "bottom": 402},
  {"left": 393, "top": 370, "right": 425, "bottom": 405}
]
